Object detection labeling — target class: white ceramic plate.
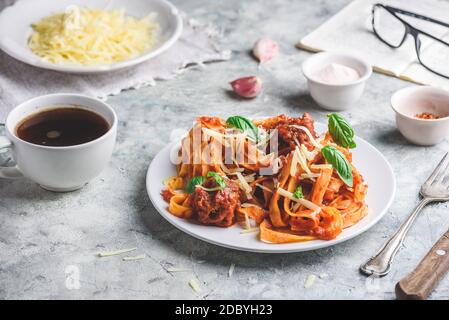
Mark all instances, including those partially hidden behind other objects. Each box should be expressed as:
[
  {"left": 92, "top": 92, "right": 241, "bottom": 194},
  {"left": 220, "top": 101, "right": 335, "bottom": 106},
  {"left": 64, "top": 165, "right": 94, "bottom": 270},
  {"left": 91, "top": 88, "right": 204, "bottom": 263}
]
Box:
[
  {"left": 0, "top": 0, "right": 182, "bottom": 74},
  {"left": 146, "top": 123, "right": 396, "bottom": 253}
]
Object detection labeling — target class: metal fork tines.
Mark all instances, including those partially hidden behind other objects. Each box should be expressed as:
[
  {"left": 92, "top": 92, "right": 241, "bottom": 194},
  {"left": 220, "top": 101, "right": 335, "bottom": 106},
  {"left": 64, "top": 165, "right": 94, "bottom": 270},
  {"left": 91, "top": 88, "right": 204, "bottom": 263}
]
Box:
[
  {"left": 360, "top": 152, "right": 449, "bottom": 277},
  {"left": 421, "top": 152, "right": 449, "bottom": 199}
]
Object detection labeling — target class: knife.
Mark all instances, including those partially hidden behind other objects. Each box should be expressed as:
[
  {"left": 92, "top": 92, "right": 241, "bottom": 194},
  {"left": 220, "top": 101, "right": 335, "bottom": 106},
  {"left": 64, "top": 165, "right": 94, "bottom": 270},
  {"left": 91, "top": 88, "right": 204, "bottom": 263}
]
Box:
[{"left": 396, "top": 229, "right": 449, "bottom": 300}]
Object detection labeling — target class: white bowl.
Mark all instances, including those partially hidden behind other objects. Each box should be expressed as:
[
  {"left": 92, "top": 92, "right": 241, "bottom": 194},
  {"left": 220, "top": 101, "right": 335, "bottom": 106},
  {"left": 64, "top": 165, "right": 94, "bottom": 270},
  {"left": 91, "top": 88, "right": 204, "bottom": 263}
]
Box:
[
  {"left": 391, "top": 86, "right": 449, "bottom": 146},
  {"left": 302, "top": 52, "right": 372, "bottom": 111},
  {"left": 0, "top": 0, "right": 183, "bottom": 74}
]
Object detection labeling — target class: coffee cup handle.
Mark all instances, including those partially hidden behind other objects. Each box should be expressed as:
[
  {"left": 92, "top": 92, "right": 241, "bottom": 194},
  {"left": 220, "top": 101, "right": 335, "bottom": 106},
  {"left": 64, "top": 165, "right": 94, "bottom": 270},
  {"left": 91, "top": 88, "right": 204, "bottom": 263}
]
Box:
[{"left": 0, "top": 136, "right": 23, "bottom": 179}]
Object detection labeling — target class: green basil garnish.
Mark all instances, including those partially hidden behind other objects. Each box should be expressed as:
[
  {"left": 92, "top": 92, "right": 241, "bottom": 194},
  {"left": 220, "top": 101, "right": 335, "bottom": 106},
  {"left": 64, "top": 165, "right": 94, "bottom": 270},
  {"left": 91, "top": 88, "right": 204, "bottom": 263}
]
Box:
[
  {"left": 207, "top": 171, "right": 226, "bottom": 190},
  {"left": 327, "top": 113, "right": 356, "bottom": 149},
  {"left": 226, "top": 115, "right": 260, "bottom": 142},
  {"left": 186, "top": 176, "right": 206, "bottom": 194},
  {"left": 321, "top": 145, "right": 353, "bottom": 187},
  {"left": 293, "top": 186, "right": 304, "bottom": 199}
]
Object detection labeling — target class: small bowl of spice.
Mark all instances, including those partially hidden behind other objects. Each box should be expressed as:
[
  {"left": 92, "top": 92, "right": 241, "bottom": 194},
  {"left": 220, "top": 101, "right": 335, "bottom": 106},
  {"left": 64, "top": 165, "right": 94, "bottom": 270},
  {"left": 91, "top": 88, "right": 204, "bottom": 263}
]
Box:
[
  {"left": 391, "top": 86, "right": 449, "bottom": 146},
  {"left": 302, "top": 52, "right": 372, "bottom": 111}
]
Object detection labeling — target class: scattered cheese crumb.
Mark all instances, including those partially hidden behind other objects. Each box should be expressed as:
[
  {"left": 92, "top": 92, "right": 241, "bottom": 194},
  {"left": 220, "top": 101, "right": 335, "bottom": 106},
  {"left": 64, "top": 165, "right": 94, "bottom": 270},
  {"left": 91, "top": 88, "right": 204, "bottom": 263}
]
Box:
[
  {"left": 189, "top": 279, "right": 202, "bottom": 293},
  {"left": 254, "top": 183, "right": 273, "bottom": 193},
  {"left": 241, "top": 203, "right": 263, "bottom": 208},
  {"left": 162, "top": 176, "right": 176, "bottom": 186},
  {"left": 244, "top": 213, "right": 251, "bottom": 229},
  {"left": 240, "top": 227, "right": 260, "bottom": 234},
  {"left": 122, "top": 254, "right": 145, "bottom": 261},
  {"left": 228, "top": 263, "right": 235, "bottom": 278},
  {"left": 319, "top": 273, "right": 328, "bottom": 279},
  {"left": 167, "top": 267, "right": 190, "bottom": 272},
  {"left": 300, "top": 173, "right": 321, "bottom": 179},
  {"left": 277, "top": 188, "right": 321, "bottom": 212},
  {"left": 98, "top": 247, "right": 137, "bottom": 257},
  {"left": 304, "top": 275, "right": 316, "bottom": 288},
  {"left": 235, "top": 172, "right": 252, "bottom": 194},
  {"left": 311, "top": 164, "right": 333, "bottom": 170}
]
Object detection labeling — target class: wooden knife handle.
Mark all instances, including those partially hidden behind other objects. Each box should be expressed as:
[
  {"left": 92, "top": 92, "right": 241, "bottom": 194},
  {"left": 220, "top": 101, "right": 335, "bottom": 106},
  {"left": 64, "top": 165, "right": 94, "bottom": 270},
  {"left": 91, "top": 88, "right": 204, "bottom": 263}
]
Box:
[{"left": 396, "top": 229, "right": 449, "bottom": 300}]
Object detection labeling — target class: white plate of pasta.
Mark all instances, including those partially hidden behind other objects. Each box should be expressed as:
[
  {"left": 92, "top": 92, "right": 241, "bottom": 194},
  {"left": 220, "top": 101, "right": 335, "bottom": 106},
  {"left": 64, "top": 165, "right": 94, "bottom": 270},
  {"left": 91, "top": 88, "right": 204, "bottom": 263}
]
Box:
[
  {"left": 146, "top": 113, "right": 395, "bottom": 253},
  {"left": 0, "top": 0, "right": 182, "bottom": 74}
]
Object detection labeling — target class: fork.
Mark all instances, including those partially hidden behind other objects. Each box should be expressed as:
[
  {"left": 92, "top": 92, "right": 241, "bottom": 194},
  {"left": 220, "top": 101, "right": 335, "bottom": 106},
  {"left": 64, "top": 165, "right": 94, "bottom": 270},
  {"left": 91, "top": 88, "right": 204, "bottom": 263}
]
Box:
[{"left": 360, "top": 152, "right": 449, "bottom": 277}]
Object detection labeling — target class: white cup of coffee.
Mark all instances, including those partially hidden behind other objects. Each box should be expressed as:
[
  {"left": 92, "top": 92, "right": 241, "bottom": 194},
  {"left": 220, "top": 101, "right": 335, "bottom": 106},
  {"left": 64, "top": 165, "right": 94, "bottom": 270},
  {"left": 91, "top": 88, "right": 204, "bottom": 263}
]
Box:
[{"left": 0, "top": 93, "right": 117, "bottom": 192}]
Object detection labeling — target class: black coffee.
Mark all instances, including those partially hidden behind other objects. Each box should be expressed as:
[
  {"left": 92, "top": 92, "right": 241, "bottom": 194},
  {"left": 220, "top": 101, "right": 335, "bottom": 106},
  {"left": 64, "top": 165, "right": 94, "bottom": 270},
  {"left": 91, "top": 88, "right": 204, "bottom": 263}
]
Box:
[{"left": 16, "top": 107, "right": 110, "bottom": 147}]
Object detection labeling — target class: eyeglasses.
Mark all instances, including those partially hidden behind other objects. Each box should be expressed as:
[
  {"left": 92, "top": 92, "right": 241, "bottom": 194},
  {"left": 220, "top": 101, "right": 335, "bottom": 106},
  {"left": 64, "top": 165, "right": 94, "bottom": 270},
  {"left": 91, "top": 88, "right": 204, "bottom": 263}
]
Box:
[{"left": 372, "top": 3, "right": 449, "bottom": 79}]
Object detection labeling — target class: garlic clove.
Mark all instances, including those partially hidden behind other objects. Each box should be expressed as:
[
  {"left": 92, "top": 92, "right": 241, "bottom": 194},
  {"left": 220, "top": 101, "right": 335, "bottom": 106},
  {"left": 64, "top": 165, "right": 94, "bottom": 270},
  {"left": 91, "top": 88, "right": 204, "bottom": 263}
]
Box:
[
  {"left": 252, "top": 38, "right": 279, "bottom": 63},
  {"left": 230, "top": 76, "right": 262, "bottom": 99}
]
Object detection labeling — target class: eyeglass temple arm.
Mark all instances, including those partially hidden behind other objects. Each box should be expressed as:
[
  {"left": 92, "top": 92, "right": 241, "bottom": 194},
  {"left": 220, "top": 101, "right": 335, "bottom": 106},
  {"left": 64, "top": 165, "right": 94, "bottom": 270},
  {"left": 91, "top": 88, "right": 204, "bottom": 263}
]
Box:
[{"left": 385, "top": 5, "right": 449, "bottom": 29}]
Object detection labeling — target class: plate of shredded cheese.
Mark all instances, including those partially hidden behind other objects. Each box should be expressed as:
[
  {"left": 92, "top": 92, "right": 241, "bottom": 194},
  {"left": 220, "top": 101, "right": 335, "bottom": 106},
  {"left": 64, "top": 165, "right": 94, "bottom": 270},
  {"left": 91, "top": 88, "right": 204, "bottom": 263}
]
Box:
[{"left": 0, "top": 0, "right": 182, "bottom": 73}]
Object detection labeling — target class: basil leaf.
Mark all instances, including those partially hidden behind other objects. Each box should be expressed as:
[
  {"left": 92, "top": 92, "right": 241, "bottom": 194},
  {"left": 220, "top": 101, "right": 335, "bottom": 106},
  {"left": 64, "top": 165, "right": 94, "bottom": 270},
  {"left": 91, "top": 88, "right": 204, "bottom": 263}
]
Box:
[
  {"left": 327, "top": 113, "right": 356, "bottom": 149},
  {"left": 226, "top": 115, "right": 259, "bottom": 142},
  {"left": 321, "top": 145, "right": 353, "bottom": 187},
  {"left": 293, "top": 186, "right": 304, "bottom": 199},
  {"left": 207, "top": 171, "right": 226, "bottom": 190},
  {"left": 186, "top": 176, "right": 206, "bottom": 194}
]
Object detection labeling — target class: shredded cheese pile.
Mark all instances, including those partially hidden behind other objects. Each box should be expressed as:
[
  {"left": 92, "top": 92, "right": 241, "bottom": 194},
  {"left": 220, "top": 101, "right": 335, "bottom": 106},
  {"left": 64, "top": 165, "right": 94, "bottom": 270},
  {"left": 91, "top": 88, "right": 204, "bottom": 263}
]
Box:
[{"left": 28, "top": 6, "right": 159, "bottom": 65}]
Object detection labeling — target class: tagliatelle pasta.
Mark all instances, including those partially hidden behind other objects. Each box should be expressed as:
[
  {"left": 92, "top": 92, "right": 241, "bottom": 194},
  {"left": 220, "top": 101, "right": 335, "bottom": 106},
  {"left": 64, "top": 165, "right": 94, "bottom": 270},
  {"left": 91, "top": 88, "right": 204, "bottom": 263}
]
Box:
[{"left": 162, "top": 113, "right": 368, "bottom": 243}]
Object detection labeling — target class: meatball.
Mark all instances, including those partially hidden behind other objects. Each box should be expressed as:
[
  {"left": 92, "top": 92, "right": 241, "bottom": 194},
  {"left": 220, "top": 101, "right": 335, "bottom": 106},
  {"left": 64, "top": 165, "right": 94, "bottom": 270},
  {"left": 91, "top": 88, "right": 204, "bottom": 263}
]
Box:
[
  {"left": 257, "top": 113, "right": 317, "bottom": 150},
  {"left": 277, "top": 113, "right": 316, "bottom": 150},
  {"left": 190, "top": 179, "right": 240, "bottom": 227}
]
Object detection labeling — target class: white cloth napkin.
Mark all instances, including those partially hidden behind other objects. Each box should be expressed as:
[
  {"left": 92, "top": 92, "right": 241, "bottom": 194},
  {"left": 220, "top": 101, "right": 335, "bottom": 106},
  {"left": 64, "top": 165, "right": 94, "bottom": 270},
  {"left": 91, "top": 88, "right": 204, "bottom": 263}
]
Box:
[{"left": 0, "top": 1, "right": 231, "bottom": 123}]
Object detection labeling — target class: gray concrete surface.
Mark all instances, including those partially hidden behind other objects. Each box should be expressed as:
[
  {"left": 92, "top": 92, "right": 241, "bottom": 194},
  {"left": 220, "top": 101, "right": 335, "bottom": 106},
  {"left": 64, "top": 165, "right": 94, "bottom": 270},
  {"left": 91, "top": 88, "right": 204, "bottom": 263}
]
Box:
[{"left": 1, "top": 0, "right": 449, "bottom": 299}]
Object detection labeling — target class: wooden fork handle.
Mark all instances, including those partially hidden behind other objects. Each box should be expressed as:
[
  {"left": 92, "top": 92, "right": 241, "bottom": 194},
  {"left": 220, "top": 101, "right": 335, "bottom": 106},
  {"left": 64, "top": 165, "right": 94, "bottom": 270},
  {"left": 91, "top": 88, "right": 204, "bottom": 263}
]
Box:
[{"left": 396, "top": 229, "right": 449, "bottom": 300}]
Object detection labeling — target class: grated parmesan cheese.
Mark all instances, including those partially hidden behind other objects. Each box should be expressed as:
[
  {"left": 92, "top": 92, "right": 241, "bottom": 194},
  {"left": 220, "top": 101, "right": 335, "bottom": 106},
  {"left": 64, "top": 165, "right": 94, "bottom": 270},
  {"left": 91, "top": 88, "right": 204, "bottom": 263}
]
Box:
[
  {"left": 241, "top": 203, "right": 263, "bottom": 208},
  {"left": 122, "top": 254, "right": 145, "bottom": 261},
  {"left": 167, "top": 267, "right": 190, "bottom": 272},
  {"left": 189, "top": 279, "right": 202, "bottom": 293},
  {"left": 98, "top": 247, "right": 137, "bottom": 257},
  {"left": 300, "top": 173, "right": 321, "bottom": 179},
  {"left": 244, "top": 212, "right": 251, "bottom": 229},
  {"left": 235, "top": 172, "right": 253, "bottom": 194},
  {"left": 244, "top": 174, "right": 256, "bottom": 183},
  {"left": 240, "top": 227, "right": 260, "bottom": 234},
  {"left": 219, "top": 162, "right": 244, "bottom": 175},
  {"left": 276, "top": 188, "right": 321, "bottom": 212},
  {"left": 255, "top": 183, "right": 273, "bottom": 193},
  {"left": 300, "top": 144, "right": 318, "bottom": 161},
  {"left": 294, "top": 147, "right": 312, "bottom": 175},
  {"left": 228, "top": 264, "right": 235, "bottom": 278},
  {"left": 310, "top": 164, "right": 333, "bottom": 170},
  {"left": 304, "top": 275, "right": 316, "bottom": 288},
  {"left": 29, "top": 6, "right": 159, "bottom": 66},
  {"left": 162, "top": 176, "right": 176, "bottom": 186},
  {"left": 289, "top": 125, "right": 322, "bottom": 149},
  {"left": 197, "top": 185, "right": 223, "bottom": 192},
  {"left": 290, "top": 147, "right": 299, "bottom": 177}
]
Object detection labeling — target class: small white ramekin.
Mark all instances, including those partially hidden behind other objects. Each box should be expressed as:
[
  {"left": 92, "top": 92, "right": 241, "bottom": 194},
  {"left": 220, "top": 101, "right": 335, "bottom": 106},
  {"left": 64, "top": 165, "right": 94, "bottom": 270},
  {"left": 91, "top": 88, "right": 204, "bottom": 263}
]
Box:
[
  {"left": 391, "top": 86, "right": 449, "bottom": 146},
  {"left": 302, "top": 52, "right": 372, "bottom": 111}
]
